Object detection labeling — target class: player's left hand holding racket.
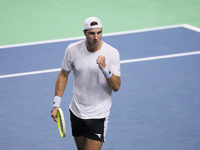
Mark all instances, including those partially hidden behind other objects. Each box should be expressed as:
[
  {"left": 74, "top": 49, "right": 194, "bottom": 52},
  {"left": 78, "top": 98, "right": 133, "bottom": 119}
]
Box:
[{"left": 51, "top": 107, "right": 66, "bottom": 138}]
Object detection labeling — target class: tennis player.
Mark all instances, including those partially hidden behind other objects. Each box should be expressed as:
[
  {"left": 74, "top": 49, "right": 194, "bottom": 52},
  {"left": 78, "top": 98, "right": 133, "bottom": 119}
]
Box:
[{"left": 51, "top": 17, "right": 121, "bottom": 150}]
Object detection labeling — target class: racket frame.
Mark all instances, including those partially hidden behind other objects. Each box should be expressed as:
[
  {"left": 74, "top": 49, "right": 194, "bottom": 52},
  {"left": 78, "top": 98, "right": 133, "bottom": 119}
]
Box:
[{"left": 56, "top": 108, "right": 66, "bottom": 138}]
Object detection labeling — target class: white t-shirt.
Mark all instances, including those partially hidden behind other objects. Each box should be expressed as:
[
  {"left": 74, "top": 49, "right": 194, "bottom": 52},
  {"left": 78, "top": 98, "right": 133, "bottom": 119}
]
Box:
[{"left": 62, "top": 40, "right": 120, "bottom": 119}]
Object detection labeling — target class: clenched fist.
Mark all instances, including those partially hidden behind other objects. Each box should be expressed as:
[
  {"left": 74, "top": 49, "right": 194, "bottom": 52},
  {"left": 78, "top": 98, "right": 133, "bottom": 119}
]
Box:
[{"left": 96, "top": 55, "right": 106, "bottom": 70}]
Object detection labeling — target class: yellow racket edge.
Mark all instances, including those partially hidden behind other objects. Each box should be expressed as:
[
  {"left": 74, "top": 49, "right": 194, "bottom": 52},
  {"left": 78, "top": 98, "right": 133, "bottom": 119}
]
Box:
[{"left": 56, "top": 108, "right": 66, "bottom": 138}]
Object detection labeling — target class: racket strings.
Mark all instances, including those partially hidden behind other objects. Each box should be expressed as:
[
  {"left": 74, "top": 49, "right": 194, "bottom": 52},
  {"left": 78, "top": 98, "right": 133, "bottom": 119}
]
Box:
[{"left": 59, "top": 114, "right": 64, "bottom": 132}]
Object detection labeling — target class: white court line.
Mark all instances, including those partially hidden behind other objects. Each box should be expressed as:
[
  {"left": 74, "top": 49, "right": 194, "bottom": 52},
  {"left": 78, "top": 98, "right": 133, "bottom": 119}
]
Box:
[
  {"left": 0, "top": 68, "right": 61, "bottom": 79},
  {"left": 0, "top": 24, "right": 200, "bottom": 79},
  {"left": 182, "top": 24, "right": 200, "bottom": 33},
  {"left": 1, "top": 24, "right": 199, "bottom": 50},
  {"left": 1, "top": 51, "right": 200, "bottom": 79},
  {"left": 120, "top": 51, "right": 200, "bottom": 64},
  {"left": 0, "top": 24, "right": 189, "bottom": 50}
]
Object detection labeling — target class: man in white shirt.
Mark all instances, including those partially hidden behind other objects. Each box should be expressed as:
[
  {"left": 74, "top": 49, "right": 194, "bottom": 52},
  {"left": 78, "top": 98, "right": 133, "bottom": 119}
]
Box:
[{"left": 51, "top": 17, "right": 121, "bottom": 150}]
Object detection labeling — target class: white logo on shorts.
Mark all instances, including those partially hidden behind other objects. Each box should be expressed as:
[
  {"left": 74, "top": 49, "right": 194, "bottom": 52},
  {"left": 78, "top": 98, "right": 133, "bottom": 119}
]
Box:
[{"left": 95, "top": 133, "right": 102, "bottom": 138}]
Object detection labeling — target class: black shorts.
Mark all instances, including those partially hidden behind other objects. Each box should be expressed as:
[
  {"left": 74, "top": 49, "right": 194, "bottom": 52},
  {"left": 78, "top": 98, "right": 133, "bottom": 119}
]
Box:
[{"left": 70, "top": 110, "right": 109, "bottom": 142}]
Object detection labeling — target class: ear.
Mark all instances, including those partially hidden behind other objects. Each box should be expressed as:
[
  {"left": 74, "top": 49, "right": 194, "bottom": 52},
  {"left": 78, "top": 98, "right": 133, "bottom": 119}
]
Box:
[{"left": 83, "top": 30, "right": 87, "bottom": 36}]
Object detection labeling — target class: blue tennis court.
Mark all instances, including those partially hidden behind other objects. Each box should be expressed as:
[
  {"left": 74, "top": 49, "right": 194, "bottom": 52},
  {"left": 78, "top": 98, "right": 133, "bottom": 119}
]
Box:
[{"left": 0, "top": 25, "right": 200, "bottom": 150}]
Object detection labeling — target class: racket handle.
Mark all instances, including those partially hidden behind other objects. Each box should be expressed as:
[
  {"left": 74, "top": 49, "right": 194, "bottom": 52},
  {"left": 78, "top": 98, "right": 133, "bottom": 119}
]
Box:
[{"left": 51, "top": 110, "right": 52, "bottom": 113}]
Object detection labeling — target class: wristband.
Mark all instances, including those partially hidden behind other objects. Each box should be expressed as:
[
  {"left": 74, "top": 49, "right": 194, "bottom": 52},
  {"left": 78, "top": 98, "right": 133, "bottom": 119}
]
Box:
[
  {"left": 53, "top": 96, "right": 62, "bottom": 107},
  {"left": 102, "top": 66, "right": 112, "bottom": 79}
]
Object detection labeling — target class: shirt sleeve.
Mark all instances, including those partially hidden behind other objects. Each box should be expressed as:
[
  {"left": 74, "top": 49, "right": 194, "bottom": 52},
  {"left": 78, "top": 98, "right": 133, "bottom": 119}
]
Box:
[
  {"left": 110, "top": 51, "right": 121, "bottom": 77},
  {"left": 62, "top": 46, "right": 74, "bottom": 72}
]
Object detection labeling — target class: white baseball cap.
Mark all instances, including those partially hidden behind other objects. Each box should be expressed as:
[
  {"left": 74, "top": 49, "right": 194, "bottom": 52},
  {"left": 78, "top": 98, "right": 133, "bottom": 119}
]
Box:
[{"left": 84, "top": 17, "right": 102, "bottom": 30}]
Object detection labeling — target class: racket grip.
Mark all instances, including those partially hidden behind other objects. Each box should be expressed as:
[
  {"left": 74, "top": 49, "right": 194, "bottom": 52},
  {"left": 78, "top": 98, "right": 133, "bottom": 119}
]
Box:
[{"left": 51, "top": 110, "right": 52, "bottom": 113}]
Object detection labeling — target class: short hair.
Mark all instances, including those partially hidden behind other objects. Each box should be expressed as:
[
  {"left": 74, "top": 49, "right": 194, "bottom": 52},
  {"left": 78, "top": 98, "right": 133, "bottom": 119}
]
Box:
[
  {"left": 90, "top": 21, "right": 98, "bottom": 26},
  {"left": 84, "top": 21, "right": 98, "bottom": 32}
]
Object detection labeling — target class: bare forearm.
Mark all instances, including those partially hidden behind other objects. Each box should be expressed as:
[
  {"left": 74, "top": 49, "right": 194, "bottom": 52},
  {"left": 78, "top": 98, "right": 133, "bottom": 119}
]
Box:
[
  {"left": 55, "top": 69, "right": 69, "bottom": 97},
  {"left": 107, "top": 75, "right": 121, "bottom": 92}
]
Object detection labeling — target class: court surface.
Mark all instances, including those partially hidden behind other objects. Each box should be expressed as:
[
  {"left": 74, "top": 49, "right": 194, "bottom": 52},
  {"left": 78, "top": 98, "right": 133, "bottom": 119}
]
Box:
[{"left": 0, "top": 24, "right": 200, "bottom": 150}]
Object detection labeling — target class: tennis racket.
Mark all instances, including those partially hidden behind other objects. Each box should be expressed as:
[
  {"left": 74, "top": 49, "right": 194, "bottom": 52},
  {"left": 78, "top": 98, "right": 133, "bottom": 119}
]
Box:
[{"left": 52, "top": 108, "right": 66, "bottom": 138}]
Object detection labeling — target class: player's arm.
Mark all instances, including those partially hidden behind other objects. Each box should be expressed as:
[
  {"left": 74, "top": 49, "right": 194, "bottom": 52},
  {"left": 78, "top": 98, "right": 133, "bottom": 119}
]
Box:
[
  {"left": 55, "top": 69, "right": 70, "bottom": 97},
  {"left": 106, "top": 75, "right": 121, "bottom": 92},
  {"left": 51, "top": 69, "right": 70, "bottom": 122},
  {"left": 96, "top": 55, "right": 121, "bottom": 92}
]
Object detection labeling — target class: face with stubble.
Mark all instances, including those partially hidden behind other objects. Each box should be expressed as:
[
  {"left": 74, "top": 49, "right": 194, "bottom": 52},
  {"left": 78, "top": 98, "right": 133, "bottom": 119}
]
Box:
[{"left": 83, "top": 28, "right": 103, "bottom": 52}]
